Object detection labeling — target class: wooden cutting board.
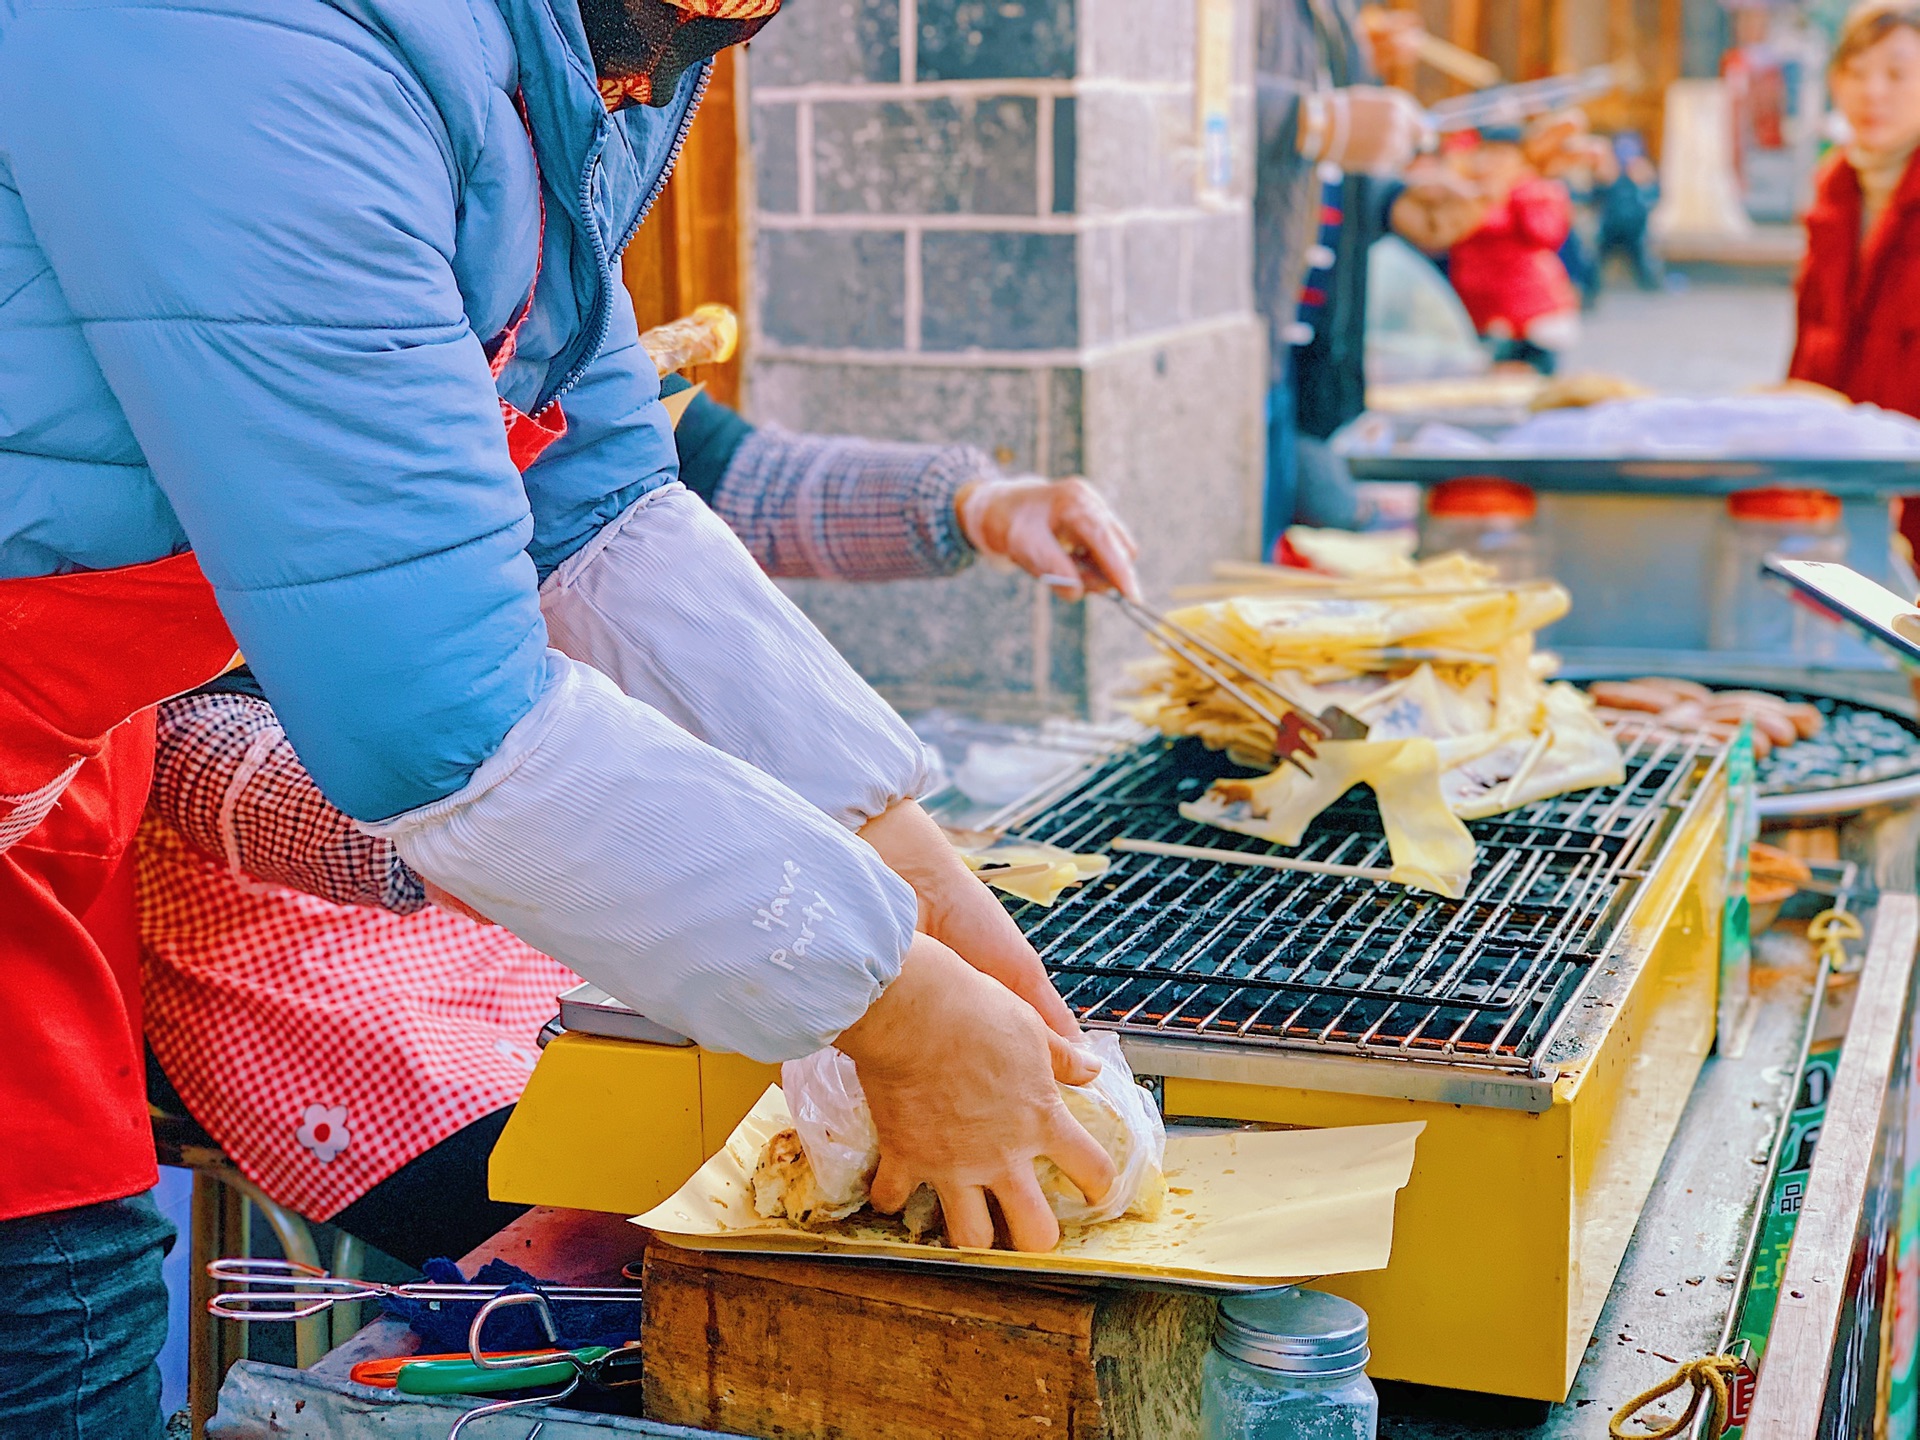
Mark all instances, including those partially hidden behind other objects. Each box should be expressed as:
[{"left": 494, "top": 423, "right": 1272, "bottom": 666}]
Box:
[{"left": 639, "top": 1240, "right": 1211, "bottom": 1440}]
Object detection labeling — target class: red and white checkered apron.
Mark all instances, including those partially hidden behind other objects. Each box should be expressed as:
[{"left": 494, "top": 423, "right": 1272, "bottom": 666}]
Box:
[{"left": 137, "top": 819, "right": 578, "bottom": 1219}]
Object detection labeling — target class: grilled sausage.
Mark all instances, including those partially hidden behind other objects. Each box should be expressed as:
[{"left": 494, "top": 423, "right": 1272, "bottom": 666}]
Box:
[
  {"left": 1630, "top": 676, "right": 1713, "bottom": 704},
  {"left": 1705, "top": 690, "right": 1797, "bottom": 717},
  {"left": 1589, "top": 681, "right": 1675, "bottom": 714},
  {"left": 1701, "top": 699, "right": 1798, "bottom": 748},
  {"left": 1784, "top": 703, "right": 1824, "bottom": 739},
  {"left": 1700, "top": 718, "right": 1773, "bottom": 759}
]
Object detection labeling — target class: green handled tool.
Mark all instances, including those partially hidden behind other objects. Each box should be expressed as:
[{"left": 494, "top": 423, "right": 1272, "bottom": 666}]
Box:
[{"left": 396, "top": 1347, "right": 613, "bottom": 1396}]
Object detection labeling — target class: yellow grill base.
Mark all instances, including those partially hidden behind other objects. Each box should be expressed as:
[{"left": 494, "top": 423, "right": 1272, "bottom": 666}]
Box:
[
  {"left": 489, "top": 1035, "right": 775, "bottom": 1217},
  {"left": 1164, "top": 774, "right": 1725, "bottom": 1400}
]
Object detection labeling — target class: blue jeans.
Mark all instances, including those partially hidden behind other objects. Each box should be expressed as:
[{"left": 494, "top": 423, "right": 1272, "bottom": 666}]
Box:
[{"left": 0, "top": 1193, "right": 173, "bottom": 1440}]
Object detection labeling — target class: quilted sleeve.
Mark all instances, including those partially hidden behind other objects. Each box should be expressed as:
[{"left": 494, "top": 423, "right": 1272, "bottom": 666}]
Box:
[
  {"left": 0, "top": 6, "right": 544, "bottom": 822},
  {"left": 0, "top": 8, "right": 927, "bottom": 1058}
]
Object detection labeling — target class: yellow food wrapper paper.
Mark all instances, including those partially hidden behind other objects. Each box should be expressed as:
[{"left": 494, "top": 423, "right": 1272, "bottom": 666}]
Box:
[
  {"left": 1182, "top": 737, "right": 1478, "bottom": 898},
  {"left": 961, "top": 840, "right": 1109, "bottom": 905},
  {"left": 660, "top": 381, "right": 707, "bottom": 428},
  {"left": 634, "top": 1086, "right": 1423, "bottom": 1288}
]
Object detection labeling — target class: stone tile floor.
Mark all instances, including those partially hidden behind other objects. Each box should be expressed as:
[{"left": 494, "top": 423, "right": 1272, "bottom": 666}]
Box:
[{"left": 1559, "top": 275, "right": 1797, "bottom": 395}]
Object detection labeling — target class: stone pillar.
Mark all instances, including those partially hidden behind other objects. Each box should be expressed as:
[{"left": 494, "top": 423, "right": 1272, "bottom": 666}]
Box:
[{"left": 745, "top": 0, "right": 1265, "bottom": 721}]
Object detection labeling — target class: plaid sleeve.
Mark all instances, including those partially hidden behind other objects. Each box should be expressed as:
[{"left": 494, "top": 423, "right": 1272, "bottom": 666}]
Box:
[
  {"left": 150, "top": 692, "right": 428, "bottom": 913},
  {"left": 709, "top": 425, "right": 985, "bottom": 582}
]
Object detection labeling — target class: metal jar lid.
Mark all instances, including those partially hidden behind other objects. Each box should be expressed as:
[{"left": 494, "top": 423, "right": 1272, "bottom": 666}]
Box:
[{"left": 1213, "top": 1288, "right": 1370, "bottom": 1377}]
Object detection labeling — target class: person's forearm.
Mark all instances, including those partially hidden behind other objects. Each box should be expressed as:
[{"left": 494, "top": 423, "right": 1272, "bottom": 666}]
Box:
[
  {"left": 368, "top": 654, "right": 922, "bottom": 1062},
  {"left": 708, "top": 426, "right": 982, "bottom": 582}
]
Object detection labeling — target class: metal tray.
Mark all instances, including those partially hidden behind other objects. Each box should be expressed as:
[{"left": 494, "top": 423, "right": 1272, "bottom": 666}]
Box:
[
  {"left": 1566, "top": 664, "right": 1920, "bottom": 817},
  {"left": 1347, "top": 454, "right": 1920, "bottom": 497}
]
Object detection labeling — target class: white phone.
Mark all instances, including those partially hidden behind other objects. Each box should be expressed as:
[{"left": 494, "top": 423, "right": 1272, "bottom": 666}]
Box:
[{"left": 1762, "top": 558, "right": 1920, "bottom": 664}]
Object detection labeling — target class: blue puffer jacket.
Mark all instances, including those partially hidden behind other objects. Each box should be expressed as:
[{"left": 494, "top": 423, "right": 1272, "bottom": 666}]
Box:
[{"left": 0, "top": 0, "right": 698, "bottom": 820}]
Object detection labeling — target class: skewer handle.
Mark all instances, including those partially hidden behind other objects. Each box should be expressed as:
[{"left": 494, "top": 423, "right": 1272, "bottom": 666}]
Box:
[
  {"left": 1111, "top": 836, "right": 1394, "bottom": 882},
  {"left": 1415, "top": 33, "right": 1502, "bottom": 89}
]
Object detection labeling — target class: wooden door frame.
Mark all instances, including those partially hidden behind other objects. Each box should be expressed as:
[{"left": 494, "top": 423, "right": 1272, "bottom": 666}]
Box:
[{"left": 620, "top": 47, "right": 749, "bottom": 411}]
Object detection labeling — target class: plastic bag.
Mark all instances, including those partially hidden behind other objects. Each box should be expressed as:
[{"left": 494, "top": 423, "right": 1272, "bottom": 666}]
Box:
[
  {"left": 780, "top": 1045, "right": 881, "bottom": 1212},
  {"left": 778, "top": 1030, "right": 1166, "bottom": 1226},
  {"left": 1042, "top": 1030, "right": 1167, "bottom": 1226}
]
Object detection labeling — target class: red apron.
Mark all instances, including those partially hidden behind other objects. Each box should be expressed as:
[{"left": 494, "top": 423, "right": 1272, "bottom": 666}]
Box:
[{"left": 0, "top": 554, "right": 239, "bottom": 1219}]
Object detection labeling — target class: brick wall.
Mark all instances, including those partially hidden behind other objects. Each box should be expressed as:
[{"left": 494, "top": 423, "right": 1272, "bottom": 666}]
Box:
[{"left": 744, "top": 0, "right": 1266, "bottom": 720}]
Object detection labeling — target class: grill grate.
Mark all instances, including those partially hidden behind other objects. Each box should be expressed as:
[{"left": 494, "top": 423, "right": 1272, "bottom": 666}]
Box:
[
  {"left": 1748, "top": 691, "right": 1920, "bottom": 797},
  {"left": 1001, "top": 732, "right": 1714, "bottom": 1074}
]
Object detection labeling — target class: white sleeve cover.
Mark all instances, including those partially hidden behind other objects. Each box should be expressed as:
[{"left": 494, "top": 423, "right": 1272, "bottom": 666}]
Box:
[
  {"left": 362, "top": 653, "right": 920, "bottom": 1062},
  {"left": 540, "top": 483, "right": 938, "bottom": 830}
]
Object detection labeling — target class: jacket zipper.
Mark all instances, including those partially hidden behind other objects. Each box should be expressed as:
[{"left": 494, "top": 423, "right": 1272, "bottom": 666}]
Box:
[{"left": 534, "top": 61, "right": 712, "bottom": 417}]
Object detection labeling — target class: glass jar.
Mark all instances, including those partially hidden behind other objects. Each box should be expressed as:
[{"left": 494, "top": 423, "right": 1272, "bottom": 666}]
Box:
[
  {"left": 1417, "top": 477, "right": 1546, "bottom": 582},
  {"left": 1200, "top": 1288, "right": 1378, "bottom": 1440},
  {"left": 1708, "top": 487, "right": 1846, "bottom": 658}
]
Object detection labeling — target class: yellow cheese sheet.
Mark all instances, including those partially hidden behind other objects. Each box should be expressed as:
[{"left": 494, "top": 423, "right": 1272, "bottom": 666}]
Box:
[{"left": 633, "top": 1087, "right": 1423, "bottom": 1289}]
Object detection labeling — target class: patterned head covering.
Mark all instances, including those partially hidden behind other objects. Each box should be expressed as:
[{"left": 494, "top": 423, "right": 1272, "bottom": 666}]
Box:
[{"left": 581, "top": 0, "right": 781, "bottom": 110}]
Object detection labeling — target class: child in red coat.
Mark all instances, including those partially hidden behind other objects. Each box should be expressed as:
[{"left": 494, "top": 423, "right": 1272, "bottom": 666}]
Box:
[{"left": 1445, "top": 126, "right": 1582, "bottom": 373}]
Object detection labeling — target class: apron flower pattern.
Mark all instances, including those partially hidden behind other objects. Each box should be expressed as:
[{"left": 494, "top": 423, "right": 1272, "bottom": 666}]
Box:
[{"left": 296, "top": 1105, "right": 352, "bottom": 1164}]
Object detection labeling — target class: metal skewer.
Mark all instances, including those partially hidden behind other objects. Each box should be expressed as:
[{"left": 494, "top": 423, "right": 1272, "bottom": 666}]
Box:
[
  {"left": 1111, "top": 836, "right": 1396, "bottom": 883},
  {"left": 1429, "top": 63, "right": 1628, "bottom": 134}
]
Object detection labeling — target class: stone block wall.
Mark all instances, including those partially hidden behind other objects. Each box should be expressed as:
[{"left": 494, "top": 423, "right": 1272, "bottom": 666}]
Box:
[{"left": 744, "top": 0, "right": 1266, "bottom": 721}]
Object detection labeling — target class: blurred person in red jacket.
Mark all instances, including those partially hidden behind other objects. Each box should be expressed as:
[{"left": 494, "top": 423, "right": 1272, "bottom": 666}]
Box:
[
  {"left": 1444, "top": 125, "right": 1582, "bottom": 373},
  {"left": 1789, "top": 1, "right": 1920, "bottom": 572},
  {"left": 1790, "top": 0, "right": 1920, "bottom": 417}
]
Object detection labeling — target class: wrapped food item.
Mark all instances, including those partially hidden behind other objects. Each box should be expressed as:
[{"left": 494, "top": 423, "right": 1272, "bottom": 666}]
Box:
[
  {"left": 1279, "top": 526, "right": 1418, "bottom": 579},
  {"left": 637, "top": 302, "right": 739, "bottom": 377},
  {"left": 1527, "top": 371, "right": 1653, "bottom": 412},
  {"left": 751, "top": 1032, "right": 1167, "bottom": 1245},
  {"left": 1130, "top": 556, "right": 1624, "bottom": 897}
]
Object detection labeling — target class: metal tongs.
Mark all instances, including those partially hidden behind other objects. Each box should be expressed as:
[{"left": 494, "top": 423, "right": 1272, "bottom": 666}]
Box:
[
  {"left": 1103, "top": 593, "right": 1369, "bottom": 775},
  {"left": 434, "top": 1292, "right": 643, "bottom": 1439},
  {"left": 204, "top": 1257, "right": 644, "bottom": 1322},
  {"left": 208, "top": 1261, "right": 647, "bottom": 1439},
  {"left": 1428, "top": 63, "right": 1629, "bottom": 134}
]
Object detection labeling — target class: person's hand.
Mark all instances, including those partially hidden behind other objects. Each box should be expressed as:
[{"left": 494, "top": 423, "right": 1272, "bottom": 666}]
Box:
[
  {"left": 957, "top": 476, "right": 1141, "bottom": 602},
  {"left": 1303, "top": 86, "right": 1434, "bottom": 177},
  {"left": 1390, "top": 168, "right": 1487, "bottom": 252},
  {"left": 858, "top": 799, "right": 1086, "bottom": 1042},
  {"left": 835, "top": 935, "right": 1117, "bottom": 1251}
]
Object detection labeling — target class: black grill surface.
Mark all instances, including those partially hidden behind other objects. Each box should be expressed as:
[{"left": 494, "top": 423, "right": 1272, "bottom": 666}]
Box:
[
  {"left": 1001, "top": 734, "right": 1711, "bottom": 1073},
  {"left": 1751, "top": 692, "right": 1920, "bottom": 797}
]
